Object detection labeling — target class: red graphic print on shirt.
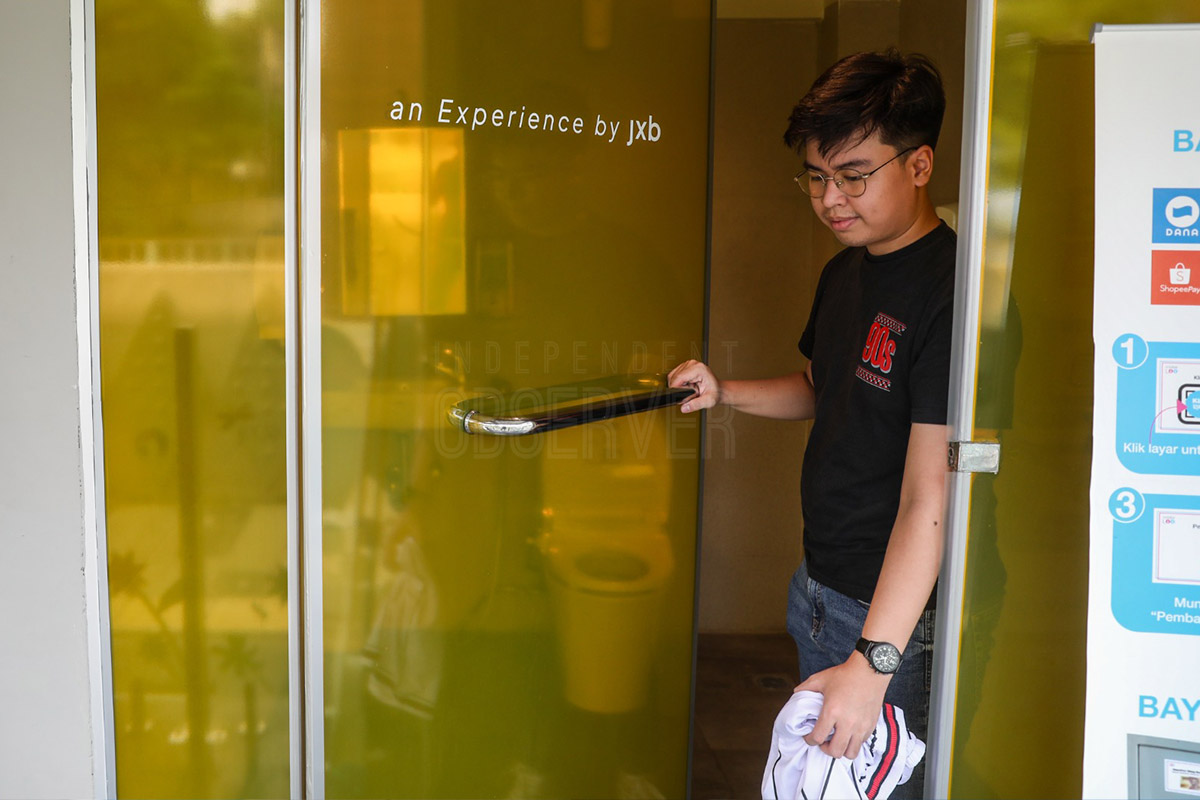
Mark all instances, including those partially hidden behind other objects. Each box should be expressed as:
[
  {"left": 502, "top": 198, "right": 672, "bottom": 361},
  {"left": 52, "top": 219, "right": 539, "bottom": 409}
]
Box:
[{"left": 858, "top": 312, "right": 907, "bottom": 391}]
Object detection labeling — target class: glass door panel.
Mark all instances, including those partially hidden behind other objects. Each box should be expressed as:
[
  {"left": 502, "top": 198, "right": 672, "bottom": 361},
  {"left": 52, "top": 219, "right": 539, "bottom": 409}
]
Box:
[
  {"left": 948, "top": 2, "right": 1198, "bottom": 797},
  {"left": 318, "top": 2, "right": 711, "bottom": 797},
  {"left": 95, "top": 0, "right": 292, "bottom": 797}
]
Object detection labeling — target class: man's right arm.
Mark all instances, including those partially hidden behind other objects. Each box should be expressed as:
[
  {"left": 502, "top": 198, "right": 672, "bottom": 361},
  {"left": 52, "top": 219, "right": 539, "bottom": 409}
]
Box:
[{"left": 667, "top": 360, "right": 816, "bottom": 420}]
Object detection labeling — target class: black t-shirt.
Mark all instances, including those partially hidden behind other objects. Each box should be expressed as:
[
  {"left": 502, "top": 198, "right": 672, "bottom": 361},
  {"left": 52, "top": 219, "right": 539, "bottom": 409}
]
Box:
[{"left": 797, "top": 222, "right": 956, "bottom": 604}]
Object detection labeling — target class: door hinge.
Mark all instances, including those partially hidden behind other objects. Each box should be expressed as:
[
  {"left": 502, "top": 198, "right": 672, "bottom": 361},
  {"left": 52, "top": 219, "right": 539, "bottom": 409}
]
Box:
[{"left": 947, "top": 440, "right": 1000, "bottom": 473}]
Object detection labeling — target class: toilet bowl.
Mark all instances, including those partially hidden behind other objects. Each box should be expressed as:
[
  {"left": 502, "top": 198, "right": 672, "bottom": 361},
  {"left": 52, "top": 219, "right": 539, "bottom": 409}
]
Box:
[{"left": 539, "top": 523, "right": 674, "bottom": 714}]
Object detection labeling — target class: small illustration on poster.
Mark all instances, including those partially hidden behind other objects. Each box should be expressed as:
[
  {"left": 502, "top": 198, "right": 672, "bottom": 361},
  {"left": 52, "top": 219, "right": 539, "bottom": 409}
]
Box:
[
  {"left": 1165, "top": 759, "right": 1200, "bottom": 796},
  {"left": 1110, "top": 490, "right": 1200, "bottom": 635},
  {"left": 1153, "top": 509, "right": 1200, "bottom": 585},
  {"left": 1156, "top": 360, "right": 1200, "bottom": 433},
  {"left": 1112, "top": 337, "right": 1200, "bottom": 475}
]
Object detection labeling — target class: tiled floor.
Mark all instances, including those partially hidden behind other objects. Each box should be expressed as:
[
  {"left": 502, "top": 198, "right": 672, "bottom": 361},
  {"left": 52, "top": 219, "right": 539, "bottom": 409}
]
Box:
[{"left": 690, "top": 633, "right": 799, "bottom": 800}]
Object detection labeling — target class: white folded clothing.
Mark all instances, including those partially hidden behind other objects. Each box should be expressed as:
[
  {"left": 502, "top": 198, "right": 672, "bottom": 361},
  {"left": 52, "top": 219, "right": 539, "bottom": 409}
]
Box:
[{"left": 762, "top": 690, "right": 925, "bottom": 800}]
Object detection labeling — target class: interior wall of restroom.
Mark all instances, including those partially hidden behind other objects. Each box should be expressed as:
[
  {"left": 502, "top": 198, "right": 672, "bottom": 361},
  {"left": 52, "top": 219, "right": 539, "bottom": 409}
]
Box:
[{"left": 700, "top": 0, "right": 965, "bottom": 633}]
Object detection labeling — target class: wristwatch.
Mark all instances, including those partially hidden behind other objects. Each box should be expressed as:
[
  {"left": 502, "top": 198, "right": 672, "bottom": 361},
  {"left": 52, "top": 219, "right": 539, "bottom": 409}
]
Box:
[{"left": 855, "top": 637, "right": 904, "bottom": 674}]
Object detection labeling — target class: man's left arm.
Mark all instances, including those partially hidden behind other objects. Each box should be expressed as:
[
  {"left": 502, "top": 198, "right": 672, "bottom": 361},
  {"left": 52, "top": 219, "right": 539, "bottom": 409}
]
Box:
[{"left": 798, "top": 421, "right": 949, "bottom": 757}]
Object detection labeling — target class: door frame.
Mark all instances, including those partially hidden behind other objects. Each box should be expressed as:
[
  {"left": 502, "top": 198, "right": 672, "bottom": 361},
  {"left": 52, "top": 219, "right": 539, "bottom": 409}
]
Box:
[
  {"left": 72, "top": 0, "right": 307, "bottom": 795},
  {"left": 298, "top": 0, "right": 324, "bottom": 795},
  {"left": 928, "top": 0, "right": 997, "bottom": 797}
]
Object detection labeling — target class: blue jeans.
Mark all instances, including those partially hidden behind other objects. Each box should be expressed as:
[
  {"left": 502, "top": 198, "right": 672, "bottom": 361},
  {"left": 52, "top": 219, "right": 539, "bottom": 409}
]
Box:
[{"left": 786, "top": 560, "right": 935, "bottom": 800}]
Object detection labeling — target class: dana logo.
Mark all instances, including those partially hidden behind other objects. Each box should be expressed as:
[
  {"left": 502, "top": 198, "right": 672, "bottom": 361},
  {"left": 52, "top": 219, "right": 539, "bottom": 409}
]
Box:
[{"left": 1153, "top": 188, "right": 1200, "bottom": 244}]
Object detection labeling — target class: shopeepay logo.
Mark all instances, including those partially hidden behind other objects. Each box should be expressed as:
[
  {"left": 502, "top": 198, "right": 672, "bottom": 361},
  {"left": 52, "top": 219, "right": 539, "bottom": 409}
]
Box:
[{"left": 1151, "top": 251, "right": 1200, "bottom": 306}]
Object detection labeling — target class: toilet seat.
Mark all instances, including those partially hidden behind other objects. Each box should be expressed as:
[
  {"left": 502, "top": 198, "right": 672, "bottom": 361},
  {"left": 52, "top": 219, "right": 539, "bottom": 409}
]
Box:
[{"left": 539, "top": 525, "right": 673, "bottom": 596}]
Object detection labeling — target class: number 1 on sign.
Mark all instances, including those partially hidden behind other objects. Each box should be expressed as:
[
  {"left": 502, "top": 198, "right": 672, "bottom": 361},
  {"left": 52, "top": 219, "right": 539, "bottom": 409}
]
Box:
[{"left": 1112, "top": 334, "right": 1147, "bottom": 370}]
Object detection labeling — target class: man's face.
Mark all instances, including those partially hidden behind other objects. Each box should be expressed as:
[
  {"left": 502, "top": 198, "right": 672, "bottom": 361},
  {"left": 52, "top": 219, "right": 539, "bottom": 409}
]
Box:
[{"left": 803, "top": 133, "right": 933, "bottom": 255}]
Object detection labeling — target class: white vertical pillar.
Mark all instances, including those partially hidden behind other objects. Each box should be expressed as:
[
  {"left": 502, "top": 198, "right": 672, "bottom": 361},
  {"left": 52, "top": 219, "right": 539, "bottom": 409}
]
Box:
[
  {"left": 0, "top": 1, "right": 110, "bottom": 797},
  {"left": 299, "top": 0, "right": 326, "bottom": 796}
]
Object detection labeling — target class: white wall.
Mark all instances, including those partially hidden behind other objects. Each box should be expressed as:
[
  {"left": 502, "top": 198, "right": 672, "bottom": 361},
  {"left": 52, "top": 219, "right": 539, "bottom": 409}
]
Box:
[{"left": 0, "top": 1, "right": 99, "bottom": 796}]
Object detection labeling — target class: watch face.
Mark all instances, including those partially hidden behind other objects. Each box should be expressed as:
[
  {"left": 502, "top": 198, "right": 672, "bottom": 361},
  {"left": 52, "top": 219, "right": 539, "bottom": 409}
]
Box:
[{"left": 870, "top": 643, "right": 903, "bottom": 673}]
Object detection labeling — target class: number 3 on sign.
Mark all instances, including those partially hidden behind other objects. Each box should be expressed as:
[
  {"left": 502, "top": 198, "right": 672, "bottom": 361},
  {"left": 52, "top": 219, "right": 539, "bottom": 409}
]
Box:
[
  {"left": 1112, "top": 334, "right": 1148, "bottom": 370},
  {"left": 1108, "top": 487, "right": 1145, "bottom": 523}
]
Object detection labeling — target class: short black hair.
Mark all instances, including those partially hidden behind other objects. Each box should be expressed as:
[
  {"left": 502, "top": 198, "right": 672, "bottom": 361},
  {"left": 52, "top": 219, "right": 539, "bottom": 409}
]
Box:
[{"left": 784, "top": 49, "right": 946, "bottom": 159}]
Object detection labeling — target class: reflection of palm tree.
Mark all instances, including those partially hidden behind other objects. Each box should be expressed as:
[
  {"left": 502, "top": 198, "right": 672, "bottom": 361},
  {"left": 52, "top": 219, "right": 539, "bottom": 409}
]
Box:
[
  {"left": 214, "top": 633, "right": 262, "bottom": 684},
  {"left": 108, "top": 550, "right": 185, "bottom": 674},
  {"left": 214, "top": 634, "right": 264, "bottom": 795}
]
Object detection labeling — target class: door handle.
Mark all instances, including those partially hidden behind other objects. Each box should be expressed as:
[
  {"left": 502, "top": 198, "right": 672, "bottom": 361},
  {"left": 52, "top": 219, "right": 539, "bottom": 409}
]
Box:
[{"left": 448, "top": 374, "right": 695, "bottom": 436}]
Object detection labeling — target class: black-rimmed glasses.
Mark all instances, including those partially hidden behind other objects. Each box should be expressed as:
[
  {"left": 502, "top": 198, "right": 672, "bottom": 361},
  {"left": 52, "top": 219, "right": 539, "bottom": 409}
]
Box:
[{"left": 793, "top": 146, "right": 916, "bottom": 198}]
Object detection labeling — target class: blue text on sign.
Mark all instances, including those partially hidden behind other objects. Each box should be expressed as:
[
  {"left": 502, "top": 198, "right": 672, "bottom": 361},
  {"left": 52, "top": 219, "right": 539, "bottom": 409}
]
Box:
[{"left": 1139, "top": 695, "right": 1200, "bottom": 721}]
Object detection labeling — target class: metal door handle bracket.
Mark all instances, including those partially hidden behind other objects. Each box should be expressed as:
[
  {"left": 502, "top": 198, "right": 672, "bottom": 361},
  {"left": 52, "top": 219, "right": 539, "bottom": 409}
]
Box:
[{"left": 947, "top": 440, "right": 1000, "bottom": 473}]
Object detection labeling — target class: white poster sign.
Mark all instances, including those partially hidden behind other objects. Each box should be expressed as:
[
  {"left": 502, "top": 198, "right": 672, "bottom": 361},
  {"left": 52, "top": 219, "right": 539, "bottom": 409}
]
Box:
[{"left": 1087, "top": 25, "right": 1200, "bottom": 800}]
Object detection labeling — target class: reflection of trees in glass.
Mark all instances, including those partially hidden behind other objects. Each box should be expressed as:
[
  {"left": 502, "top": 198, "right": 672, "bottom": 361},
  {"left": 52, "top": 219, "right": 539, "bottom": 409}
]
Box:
[
  {"left": 108, "top": 549, "right": 186, "bottom": 676},
  {"left": 109, "top": 546, "right": 286, "bottom": 794},
  {"left": 96, "top": 0, "right": 285, "bottom": 237},
  {"left": 213, "top": 633, "right": 266, "bottom": 795}
]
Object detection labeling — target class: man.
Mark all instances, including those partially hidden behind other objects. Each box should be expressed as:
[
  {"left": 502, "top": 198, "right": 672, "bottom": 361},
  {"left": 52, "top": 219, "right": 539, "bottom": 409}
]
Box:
[{"left": 669, "top": 49, "right": 953, "bottom": 797}]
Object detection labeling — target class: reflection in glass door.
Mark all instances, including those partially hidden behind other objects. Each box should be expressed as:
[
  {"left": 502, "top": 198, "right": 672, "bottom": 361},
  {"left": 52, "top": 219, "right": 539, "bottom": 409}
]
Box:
[
  {"left": 95, "top": 0, "right": 294, "bottom": 796},
  {"left": 95, "top": 0, "right": 710, "bottom": 796},
  {"left": 312, "top": 2, "right": 711, "bottom": 798},
  {"left": 936, "top": 2, "right": 1200, "bottom": 798}
]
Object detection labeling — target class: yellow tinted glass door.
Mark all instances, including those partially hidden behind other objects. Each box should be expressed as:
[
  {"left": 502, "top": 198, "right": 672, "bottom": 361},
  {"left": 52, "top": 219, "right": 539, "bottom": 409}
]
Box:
[
  {"left": 948, "top": 2, "right": 1199, "bottom": 797},
  {"left": 318, "top": 2, "right": 711, "bottom": 797},
  {"left": 95, "top": 1, "right": 292, "bottom": 796}
]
